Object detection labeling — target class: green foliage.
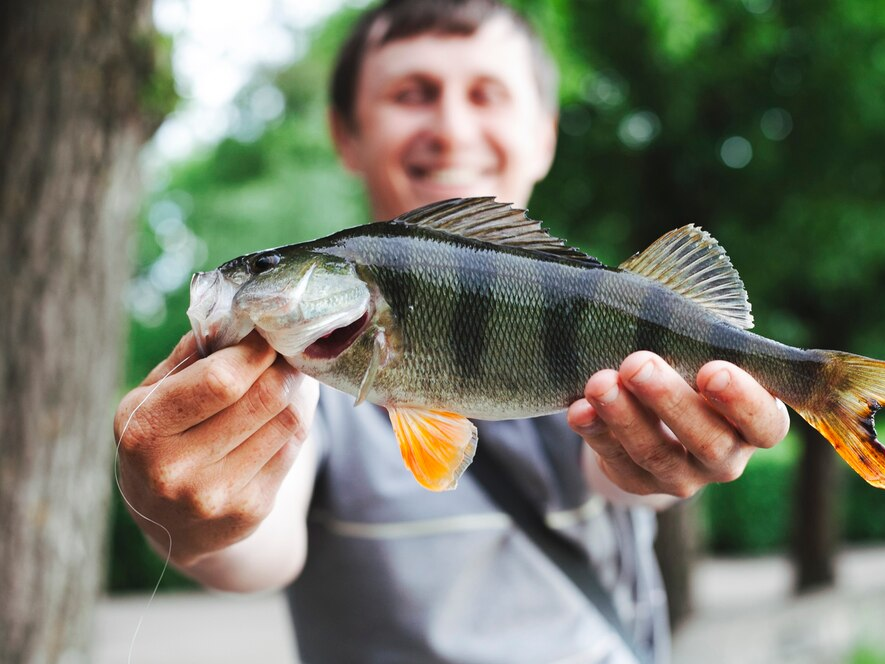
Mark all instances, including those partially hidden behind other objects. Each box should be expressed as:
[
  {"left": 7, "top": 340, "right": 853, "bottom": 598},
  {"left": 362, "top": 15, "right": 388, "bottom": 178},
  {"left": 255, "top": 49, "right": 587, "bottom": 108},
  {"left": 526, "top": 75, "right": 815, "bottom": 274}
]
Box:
[
  {"left": 702, "top": 433, "right": 885, "bottom": 555},
  {"left": 851, "top": 644, "right": 885, "bottom": 664},
  {"left": 842, "top": 467, "right": 885, "bottom": 542},
  {"left": 136, "top": 30, "right": 178, "bottom": 132},
  {"left": 701, "top": 434, "right": 798, "bottom": 554}
]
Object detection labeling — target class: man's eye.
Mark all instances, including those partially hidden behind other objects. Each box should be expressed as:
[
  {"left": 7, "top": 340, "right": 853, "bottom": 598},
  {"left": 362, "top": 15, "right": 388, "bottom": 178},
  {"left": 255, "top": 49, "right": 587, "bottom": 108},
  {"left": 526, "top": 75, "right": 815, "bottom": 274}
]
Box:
[
  {"left": 470, "top": 81, "right": 509, "bottom": 107},
  {"left": 393, "top": 83, "right": 434, "bottom": 105}
]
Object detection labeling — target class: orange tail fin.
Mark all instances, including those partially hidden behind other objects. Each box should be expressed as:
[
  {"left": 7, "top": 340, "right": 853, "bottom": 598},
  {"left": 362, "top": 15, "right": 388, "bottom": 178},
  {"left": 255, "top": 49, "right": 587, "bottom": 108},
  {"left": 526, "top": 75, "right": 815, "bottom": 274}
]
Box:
[{"left": 797, "top": 352, "right": 885, "bottom": 488}]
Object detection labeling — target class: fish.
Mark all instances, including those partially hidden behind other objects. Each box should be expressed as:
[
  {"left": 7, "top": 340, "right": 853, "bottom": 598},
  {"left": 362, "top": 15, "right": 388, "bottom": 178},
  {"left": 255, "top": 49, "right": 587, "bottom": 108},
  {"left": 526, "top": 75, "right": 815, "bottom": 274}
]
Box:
[{"left": 187, "top": 197, "right": 885, "bottom": 491}]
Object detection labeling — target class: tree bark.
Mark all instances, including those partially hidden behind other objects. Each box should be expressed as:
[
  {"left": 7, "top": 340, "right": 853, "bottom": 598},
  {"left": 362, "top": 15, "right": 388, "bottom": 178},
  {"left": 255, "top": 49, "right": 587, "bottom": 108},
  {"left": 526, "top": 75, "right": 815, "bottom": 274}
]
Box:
[
  {"left": 0, "top": 2, "right": 155, "bottom": 662},
  {"left": 792, "top": 424, "right": 840, "bottom": 592},
  {"left": 654, "top": 500, "right": 696, "bottom": 630}
]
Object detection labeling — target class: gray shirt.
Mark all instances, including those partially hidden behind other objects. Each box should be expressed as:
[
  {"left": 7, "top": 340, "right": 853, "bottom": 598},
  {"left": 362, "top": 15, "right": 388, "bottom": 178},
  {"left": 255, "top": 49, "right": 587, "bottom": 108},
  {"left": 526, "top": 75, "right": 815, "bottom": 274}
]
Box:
[{"left": 285, "top": 387, "right": 669, "bottom": 663}]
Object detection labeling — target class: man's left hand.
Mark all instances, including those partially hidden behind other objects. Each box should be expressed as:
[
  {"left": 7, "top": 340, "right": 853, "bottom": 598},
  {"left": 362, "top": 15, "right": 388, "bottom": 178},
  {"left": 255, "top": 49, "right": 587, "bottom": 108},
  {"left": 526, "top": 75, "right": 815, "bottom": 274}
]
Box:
[{"left": 567, "top": 351, "right": 790, "bottom": 498}]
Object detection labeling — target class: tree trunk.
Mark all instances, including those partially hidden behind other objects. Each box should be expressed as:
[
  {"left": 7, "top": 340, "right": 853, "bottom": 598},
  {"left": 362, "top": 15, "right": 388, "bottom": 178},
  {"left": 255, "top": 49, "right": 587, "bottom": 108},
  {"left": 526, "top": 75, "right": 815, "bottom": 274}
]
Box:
[
  {"left": 0, "top": 2, "right": 155, "bottom": 662},
  {"left": 654, "top": 500, "right": 696, "bottom": 630},
  {"left": 792, "top": 423, "right": 840, "bottom": 592}
]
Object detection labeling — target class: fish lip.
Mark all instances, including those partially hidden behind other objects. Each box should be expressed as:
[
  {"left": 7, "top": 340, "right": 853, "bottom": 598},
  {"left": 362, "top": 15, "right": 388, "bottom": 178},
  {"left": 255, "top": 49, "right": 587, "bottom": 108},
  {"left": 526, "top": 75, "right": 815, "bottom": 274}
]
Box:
[
  {"left": 187, "top": 272, "right": 215, "bottom": 357},
  {"left": 187, "top": 270, "right": 253, "bottom": 356}
]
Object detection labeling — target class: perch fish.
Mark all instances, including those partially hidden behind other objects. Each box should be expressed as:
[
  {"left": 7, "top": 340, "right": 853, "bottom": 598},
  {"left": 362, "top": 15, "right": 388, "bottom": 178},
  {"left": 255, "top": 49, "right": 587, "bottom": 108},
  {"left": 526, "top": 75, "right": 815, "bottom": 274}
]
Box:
[{"left": 187, "top": 198, "right": 885, "bottom": 491}]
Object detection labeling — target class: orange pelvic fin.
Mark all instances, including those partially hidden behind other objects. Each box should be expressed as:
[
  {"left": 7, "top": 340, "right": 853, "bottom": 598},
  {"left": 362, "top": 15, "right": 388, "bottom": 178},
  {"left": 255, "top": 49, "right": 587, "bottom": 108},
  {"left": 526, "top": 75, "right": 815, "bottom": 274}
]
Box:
[
  {"left": 798, "top": 351, "right": 885, "bottom": 488},
  {"left": 387, "top": 406, "right": 477, "bottom": 491}
]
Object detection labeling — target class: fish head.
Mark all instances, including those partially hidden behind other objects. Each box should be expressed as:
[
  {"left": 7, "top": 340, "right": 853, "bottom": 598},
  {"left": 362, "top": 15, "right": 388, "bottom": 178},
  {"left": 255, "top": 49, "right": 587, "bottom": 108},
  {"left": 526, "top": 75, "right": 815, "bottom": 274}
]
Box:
[{"left": 188, "top": 246, "right": 371, "bottom": 358}]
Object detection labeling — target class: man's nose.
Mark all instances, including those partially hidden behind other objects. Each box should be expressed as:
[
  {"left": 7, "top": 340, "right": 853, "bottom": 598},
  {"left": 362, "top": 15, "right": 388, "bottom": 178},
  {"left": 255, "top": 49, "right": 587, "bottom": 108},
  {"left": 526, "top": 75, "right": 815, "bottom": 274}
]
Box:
[{"left": 430, "top": 92, "right": 482, "bottom": 148}]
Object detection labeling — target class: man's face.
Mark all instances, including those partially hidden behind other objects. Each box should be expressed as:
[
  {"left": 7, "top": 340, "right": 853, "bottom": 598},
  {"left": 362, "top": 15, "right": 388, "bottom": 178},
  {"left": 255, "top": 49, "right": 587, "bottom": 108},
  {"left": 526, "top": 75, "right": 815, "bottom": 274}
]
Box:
[{"left": 333, "top": 17, "right": 557, "bottom": 221}]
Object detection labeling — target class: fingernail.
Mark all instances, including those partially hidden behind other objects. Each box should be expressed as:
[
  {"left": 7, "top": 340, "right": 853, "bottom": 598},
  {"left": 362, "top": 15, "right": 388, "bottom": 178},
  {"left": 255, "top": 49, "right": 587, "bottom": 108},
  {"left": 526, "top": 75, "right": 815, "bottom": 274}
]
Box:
[
  {"left": 630, "top": 361, "right": 655, "bottom": 385},
  {"left": 577, "top": 421, "right": 608, "bottom": 437},
  {"left": 706, "top": 369, "right": 731, "bottom": 394},
  {"left": 593, "top": 384, "right": 619, "bottom": 405}
]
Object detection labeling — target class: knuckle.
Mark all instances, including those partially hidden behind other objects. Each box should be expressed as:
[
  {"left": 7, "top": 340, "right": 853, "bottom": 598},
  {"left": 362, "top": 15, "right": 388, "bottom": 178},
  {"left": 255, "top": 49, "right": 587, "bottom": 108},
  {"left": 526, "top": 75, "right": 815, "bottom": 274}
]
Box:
[
  {"left": 181, "top": 484, "right": 227, "bottom": 521},
  {"left": 667, "top": 481, "right": 700, "bottom": 500},
  {"left": 633, "top": 443, "right": 680, "bottom": 475},
  {"left": 115, "top": 393, "right": 154, "bottom": 452},
  {"left": 272, "top": 406, "right": 305, "bottom": 441},
  {"left": 708, "top": 449, "right": 751, "bottom": 484},
  {"left": 691, "top": 429, "right": 733, "bottom": 468},
  {"left": 113, "top": 405, "right": 131, "bottom": 441},
  {"left": 121, "top": 406, "right": 166, "bottom": 454},
  {"left": 655, "top": 385, "right": 689, "bottom": 417},
  {"left": 203, "top": 360, "right": 243, "bottom": 405},
  {"left": 147, "top": 460, "right": 188, "bottom": 501},
  {"left": 233, "top": 492, "right": 272, "bottom": 524},
  {"left": 712, "top": 461, "right": 745, "bottom": 484},
  {"left": 251, "top": 371, "right": 289, "bottom": 417}
]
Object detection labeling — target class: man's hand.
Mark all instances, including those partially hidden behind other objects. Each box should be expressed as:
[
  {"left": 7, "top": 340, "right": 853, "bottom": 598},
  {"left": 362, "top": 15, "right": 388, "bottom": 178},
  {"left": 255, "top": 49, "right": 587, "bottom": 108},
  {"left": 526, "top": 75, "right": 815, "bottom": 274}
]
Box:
[
  {"left": 567, "top": 351, "right": 790, "bottom": 499},
  {"left": 114, "top": 331, "right": 319, "bottom": 570}
]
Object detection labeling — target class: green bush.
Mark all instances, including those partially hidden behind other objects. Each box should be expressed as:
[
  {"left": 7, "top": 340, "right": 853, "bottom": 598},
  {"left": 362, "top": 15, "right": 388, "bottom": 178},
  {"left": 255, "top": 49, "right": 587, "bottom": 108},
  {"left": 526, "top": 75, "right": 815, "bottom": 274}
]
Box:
[
  {"left": 701, "top": 430, "right": 885, "bottom": 556},
  {"left": 842, "top": 469, "right": 885, "bottom": 542},
  {"left": 700, "top": 434, "right": 798, "bottom": 554}
]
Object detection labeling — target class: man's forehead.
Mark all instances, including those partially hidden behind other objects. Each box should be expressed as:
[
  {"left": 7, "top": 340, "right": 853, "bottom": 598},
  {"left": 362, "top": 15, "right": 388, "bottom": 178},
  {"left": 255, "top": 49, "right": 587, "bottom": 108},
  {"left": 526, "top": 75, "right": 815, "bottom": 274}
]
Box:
[{"left": 361, "top": 17, "right": 534, "bottom": 83}]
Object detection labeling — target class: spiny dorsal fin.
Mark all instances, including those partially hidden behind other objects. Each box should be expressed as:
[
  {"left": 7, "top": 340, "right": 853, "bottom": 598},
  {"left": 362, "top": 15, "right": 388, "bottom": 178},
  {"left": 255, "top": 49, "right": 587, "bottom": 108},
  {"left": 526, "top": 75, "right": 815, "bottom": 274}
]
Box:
[
  {"left": 619, "top": 224, "right": 754, "bottom": 330},
  {"left": 393, "top": 197, "right": 602, "bottom": 267}
]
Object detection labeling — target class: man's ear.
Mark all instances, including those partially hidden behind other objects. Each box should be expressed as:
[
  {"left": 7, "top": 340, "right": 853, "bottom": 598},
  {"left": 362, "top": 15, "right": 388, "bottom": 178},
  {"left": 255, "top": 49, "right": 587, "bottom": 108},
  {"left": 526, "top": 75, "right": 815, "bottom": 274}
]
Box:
[
  {"left": 531, "top": 111, "right": 558, "bottom": 183},
  {"left": 329, "top": 109, "right": 362, "bottom": 173}
]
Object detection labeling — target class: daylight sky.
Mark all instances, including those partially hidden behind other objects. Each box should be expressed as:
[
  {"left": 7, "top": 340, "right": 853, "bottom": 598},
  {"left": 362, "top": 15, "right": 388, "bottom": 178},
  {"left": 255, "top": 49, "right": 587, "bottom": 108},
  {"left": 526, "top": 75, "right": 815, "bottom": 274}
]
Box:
[{"left": 150, "top": 0, "right": 362, "bottom": 161}]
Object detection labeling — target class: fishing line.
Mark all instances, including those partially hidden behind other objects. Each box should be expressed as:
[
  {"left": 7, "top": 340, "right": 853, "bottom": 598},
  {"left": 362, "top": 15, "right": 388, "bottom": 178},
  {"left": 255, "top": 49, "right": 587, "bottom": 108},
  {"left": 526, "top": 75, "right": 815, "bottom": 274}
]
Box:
[{"left": 113, "top": 351, "right": 196, "bottom": 664}]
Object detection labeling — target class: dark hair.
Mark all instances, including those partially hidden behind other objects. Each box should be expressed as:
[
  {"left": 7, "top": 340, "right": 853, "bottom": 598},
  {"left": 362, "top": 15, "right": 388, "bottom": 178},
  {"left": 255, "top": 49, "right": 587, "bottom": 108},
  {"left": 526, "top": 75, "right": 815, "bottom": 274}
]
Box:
[{"left": 330, "top": 0, "right": 559, "bottom": 130}]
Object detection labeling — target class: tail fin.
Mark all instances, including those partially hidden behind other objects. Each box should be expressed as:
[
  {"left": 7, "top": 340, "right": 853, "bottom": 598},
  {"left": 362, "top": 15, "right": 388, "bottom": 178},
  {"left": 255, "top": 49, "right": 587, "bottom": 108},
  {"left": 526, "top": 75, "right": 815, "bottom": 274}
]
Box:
[{"left": 797, "top": 351, "right": 885, "bottom": 488}]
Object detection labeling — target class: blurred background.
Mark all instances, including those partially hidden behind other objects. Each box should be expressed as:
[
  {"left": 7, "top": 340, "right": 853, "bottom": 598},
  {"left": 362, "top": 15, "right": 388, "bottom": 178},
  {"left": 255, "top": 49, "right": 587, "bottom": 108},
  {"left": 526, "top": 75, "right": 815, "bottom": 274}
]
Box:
[
  {"left": 116, "top": 0, "right": 885, "bottom": 660},
  {"left": 3, "top": 0, "right": 885, "bottom": 662}
]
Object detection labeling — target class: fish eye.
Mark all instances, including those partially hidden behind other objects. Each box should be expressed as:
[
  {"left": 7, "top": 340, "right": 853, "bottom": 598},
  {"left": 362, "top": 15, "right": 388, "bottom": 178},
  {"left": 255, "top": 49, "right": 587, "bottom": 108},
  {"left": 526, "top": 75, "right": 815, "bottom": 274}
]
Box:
[{"left": 250, "top": 252, "right": 281, "bottom": 274}]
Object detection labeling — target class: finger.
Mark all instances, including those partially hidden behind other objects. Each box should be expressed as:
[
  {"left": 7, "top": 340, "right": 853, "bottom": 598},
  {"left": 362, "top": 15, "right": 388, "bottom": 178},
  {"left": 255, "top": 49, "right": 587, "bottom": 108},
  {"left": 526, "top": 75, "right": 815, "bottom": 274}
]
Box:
[
  {"left": 619, "top": 352, "right": 752, "bottom": 482},
  {"left": 566, "top": 398, "right": 608, "bottom": 438},
  {"left": 193, "top": 359, "right": 306, "bottom": 460},
  {"left": 142, "top": 332, "right": 201, "bottom": 386},
  {"left": 225, "top": 403, "right": 308, "bottom": 487},
  {"left": 129, "top": 333, "right": 277, "bottom": 437},
  {"left": 581, "top": 368, "right": 693, "bottom": 495},
  {"left": 697, "top": 361, "right": 790, "bottom": 449}
]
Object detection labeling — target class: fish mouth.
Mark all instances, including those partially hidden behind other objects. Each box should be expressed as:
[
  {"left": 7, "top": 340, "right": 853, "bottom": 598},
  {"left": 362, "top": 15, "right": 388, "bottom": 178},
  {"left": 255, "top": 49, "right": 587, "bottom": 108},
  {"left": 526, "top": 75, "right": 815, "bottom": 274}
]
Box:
[
  {"left": 187, "top": 270, "right": 253, "bottom": 357},
  {"left": 303, "top": 310, "right": 372, "bottom": 360}
]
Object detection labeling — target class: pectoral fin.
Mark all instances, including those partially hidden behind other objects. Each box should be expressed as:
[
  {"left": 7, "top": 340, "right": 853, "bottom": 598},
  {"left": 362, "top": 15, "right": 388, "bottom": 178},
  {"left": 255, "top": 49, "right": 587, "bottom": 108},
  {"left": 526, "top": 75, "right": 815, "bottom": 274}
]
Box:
[
  {"left": 355, "top": 329, "right": 390, "bottom": 406},
  {"left": 387, "top": 407, "right": 477, "bottom": 491}
]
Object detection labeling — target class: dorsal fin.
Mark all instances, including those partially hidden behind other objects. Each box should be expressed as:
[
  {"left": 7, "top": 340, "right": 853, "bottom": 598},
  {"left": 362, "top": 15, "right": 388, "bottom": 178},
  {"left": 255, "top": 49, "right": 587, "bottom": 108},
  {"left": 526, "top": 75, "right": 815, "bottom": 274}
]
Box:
[
  {"left": 619, "top": 224, "right": 754, "bottom": 329},
  {"left": 392, "top": 197, "right": 602, "bottom": 266}
]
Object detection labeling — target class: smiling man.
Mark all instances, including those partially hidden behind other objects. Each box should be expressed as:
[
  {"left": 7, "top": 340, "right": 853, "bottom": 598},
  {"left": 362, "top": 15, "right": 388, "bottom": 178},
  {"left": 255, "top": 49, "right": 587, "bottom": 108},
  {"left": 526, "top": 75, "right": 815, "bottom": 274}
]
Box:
[
  {"left": 114, "top": 1, "right": 790, "bottom": 662},
  {"left": 330, "top": 10, "right": 556, "bottom": 219}
]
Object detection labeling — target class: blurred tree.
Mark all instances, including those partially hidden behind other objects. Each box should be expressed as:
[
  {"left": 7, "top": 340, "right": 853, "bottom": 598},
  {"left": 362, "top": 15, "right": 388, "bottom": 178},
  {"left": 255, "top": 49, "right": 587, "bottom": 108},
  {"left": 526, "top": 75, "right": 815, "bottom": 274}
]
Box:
[{"left": 0, "top": 1, "right": 168, "bottom": 662}]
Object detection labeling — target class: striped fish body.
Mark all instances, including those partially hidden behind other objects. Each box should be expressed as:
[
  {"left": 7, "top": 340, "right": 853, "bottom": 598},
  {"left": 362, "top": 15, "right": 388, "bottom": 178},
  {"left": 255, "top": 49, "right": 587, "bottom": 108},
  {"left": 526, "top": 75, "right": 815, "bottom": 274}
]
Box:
[
  {"left": 296, "top": 222, "right": 817, "bottom": 421},
  {"left": 188, "top": 198, "right": 885, "bottom": 492}
]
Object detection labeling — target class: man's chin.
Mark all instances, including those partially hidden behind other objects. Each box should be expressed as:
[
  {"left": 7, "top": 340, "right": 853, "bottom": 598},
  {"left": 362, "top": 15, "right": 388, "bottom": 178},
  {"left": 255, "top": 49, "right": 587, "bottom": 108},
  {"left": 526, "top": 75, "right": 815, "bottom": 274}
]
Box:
[{"left": 403, "top": 181, "right": 500, "bottom": 207}]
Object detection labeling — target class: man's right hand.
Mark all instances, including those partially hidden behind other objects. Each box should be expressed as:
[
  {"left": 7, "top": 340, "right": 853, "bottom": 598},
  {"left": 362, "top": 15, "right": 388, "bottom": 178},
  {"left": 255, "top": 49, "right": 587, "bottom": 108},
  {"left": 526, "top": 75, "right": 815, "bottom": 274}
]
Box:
[{"left": 114, "top": 331, "right": 318, "bottom": 570}]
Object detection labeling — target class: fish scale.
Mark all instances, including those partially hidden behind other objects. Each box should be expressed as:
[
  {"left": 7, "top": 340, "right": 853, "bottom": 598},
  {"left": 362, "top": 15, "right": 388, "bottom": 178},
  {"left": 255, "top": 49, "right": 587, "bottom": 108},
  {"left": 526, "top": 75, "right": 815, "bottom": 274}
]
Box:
[
  {"left": 325, "top": 227, "right": 798, "bottom": 418},
  {"left": 188, "top": 197, "right": 885, "bottom": 491}
]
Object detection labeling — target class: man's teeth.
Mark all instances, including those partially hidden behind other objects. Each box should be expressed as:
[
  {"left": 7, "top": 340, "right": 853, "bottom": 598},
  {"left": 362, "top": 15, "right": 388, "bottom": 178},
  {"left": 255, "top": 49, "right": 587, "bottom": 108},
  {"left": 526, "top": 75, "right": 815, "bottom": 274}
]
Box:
[{"left": 424, "top": 168, "right": 482, "bottom": 186}]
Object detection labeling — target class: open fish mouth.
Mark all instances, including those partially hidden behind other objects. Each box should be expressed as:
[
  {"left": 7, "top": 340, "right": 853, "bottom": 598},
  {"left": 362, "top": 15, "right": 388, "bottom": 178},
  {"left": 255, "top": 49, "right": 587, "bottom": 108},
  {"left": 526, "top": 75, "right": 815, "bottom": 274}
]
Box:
[{"left": 303, "top": 310, "right": 372, "bottom": 360}]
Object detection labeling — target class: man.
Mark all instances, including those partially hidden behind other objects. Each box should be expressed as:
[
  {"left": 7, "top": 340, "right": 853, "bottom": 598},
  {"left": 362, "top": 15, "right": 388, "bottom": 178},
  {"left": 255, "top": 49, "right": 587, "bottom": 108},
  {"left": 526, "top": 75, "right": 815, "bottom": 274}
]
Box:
[{"left": 115, "top": 0, "right": 789, "bottom": 661}]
